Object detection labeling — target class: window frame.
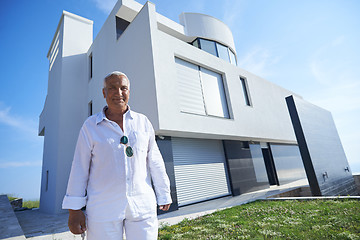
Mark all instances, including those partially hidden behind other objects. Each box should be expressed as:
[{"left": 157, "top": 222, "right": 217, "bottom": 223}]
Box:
[
  {"left": 190, "top": 38, "right": 237, "bottom": 66},
  {"left": 88, "top": 101, "right": 93, "bottom": 116},
  {"left": 89, "top": 53, "right": 93, "bottom": 81},
  {"left": 216, "top": 42, "right": 230, "bottom": 63},
  {"left": 175, "top": 57, "right": 231, "bottom": 119},
  {"left": 240, "top": 77, "right": 252, "bottom": 106},
  {"left": 198, "top": 38, "right": 218, "bottom": 57},
  {"left": 115, "top": 16, "right": 130, "bottom": 40}
]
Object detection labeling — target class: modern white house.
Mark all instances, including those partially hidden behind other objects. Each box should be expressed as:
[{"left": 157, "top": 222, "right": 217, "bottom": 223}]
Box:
[{"left": 39, "top": 0, "right": 356, "bottom": 214}]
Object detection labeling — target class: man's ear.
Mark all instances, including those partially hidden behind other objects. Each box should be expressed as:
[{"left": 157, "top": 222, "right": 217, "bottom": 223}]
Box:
[{"left": 102, "top": 88, "right": 106, "bottom": 98}]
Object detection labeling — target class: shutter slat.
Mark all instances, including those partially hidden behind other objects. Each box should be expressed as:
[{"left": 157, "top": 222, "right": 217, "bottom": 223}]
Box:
[
  {"left": 172, "top": 138, "right": 230, "bottom": 206},
  {"left": 175, "top": 58, "right": 206, "bottom": 116}
]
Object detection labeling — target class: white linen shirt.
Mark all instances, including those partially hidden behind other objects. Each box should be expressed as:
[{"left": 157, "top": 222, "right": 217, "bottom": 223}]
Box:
[{"left": 62, "top": 107, "right": 172, "bottom": 222}]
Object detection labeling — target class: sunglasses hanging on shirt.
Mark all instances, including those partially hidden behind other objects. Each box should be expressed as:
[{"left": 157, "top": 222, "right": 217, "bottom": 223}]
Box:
[{"left": 120, "top": 136, "right": 134, "bottom": 157}]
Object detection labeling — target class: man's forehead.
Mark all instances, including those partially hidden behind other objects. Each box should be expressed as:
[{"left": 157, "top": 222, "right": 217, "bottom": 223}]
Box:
[{"left": 106, "top": 75, "right": 129, "bottom": 85}]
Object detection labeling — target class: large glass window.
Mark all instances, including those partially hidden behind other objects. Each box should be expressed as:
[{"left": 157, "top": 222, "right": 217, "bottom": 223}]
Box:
[
  {"left": 191, "top": 38, "right": 237, "bottom": 66},
  {"left": 270, "top": 144, "right": 307, "bottom": 185},
  {"left": 199, "top": 39, "right": 217, "bottom": 57},
  {"left": 200, "top": 67, "right": 229, "bottom": 118},
  {"left": 216, "top": 43, "right": 230, "bottom": 63},
  {"left": 175, "top": 58, "right": 230, "bottom": 119}
]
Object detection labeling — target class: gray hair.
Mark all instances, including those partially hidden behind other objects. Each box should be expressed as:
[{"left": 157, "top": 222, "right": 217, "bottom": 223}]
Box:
[{"left": 103, "top": 71, "right": 130, "bottom": 88}]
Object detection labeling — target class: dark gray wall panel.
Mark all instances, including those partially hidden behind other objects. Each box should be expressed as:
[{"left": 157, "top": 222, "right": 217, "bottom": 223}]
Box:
[
  {"left": 223, "top": 141, "right": 269, "bottom": 195},
  {"left": 286, "top": 95, "right": 357, "bottom": 196},
  {"left": 156, "top": 136, "right": 178, "bottom": 213}
]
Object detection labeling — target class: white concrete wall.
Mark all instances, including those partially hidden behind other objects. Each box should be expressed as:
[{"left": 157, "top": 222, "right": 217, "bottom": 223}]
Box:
[
  {"left": 179, "top": 12, "right": 236, "bottom": 53},
  {"left": 89, "top": 0, "right": 298, "bottom": 144},
  {"left": 87, "top": 2, "right": 160, "bottom": 129},
  {"left": 39, "top": 20, "right": 64, "bottom": 213},
  {"left": 152, "top": 18, "right": 298, "bottom": 144},
  {"left": 39, "top": 12, "right": 93, "bottom": 214}
]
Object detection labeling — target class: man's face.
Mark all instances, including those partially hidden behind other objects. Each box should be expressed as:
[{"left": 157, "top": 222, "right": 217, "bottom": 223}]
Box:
[{"left": 102, "top": 75, "right": 130, "bottom": 110}]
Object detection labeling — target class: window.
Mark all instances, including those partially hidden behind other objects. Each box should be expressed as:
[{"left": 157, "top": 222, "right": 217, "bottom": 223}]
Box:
[
  {"left": 191, "top": 39, "right": 199, "bottom": 48},
  {"left": 191, "top": 38, "right": 237, "bottom": 66},
  {"left": 216, "top": 43, "right": 230, "bottom": 63},
  {"left": 240, "top": 77, "right": 251, "bottom": 106},
  {"left": 229, "top": 49, "right": 237, "bottom": 66},
  {"left": 46, "top": 170, "right": 49, "bottom": 192},
  {"left": 116, "top": 17, "right": 130, "bottom": 39},
  {"left": 49, "top": 31, "right": 59, "bottom": 71},
  {"left": 200, "top": 67, "right": 229, "bottom": 118},
  {"left": 175, "top": 57, "right": 230, "bottom": 118},
  {"left": 199, "top": 39, "right": 217, "bottom": 57},
  {"left": 89, "top": 53, "right": 93, "bottom": 80},
  {"left": 88, "top": 101, "right": 93, "bottom": 116}
]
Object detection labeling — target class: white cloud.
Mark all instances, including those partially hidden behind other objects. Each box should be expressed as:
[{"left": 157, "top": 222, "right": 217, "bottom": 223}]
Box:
[
  {"left": 307, "top": 82, "right": 360, "bottom": 114},
  {"left": 92, "top": 0, "right": 117, "bottom": 14},
  {"left": 237, "top": 46, "right": 281, "bottom": 78},
  {"left": 0, "top": 103, "right": 43, "bottom": 169},
  {"left": 307, "top": 37, "right": 360, "bottom": 173},
  {"left": 0, "top": 103, "right": 38, "bottom": 136},
  {"left": 0, "top": 160, "right": 42, "bottom": 169},
  {"left": 310, "top": 36, "right": 359, "bottom": 86},
  {"left": 308, "top": 88, "right": 360, "bottom": 173},
  {"left": 221, "top": 0, "right": 244, "bottom": 28}
]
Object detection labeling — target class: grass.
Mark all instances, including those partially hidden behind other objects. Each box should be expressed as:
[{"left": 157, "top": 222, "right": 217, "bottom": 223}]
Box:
[
  {"left": 159, "top": 199, "right": 360, "bottom": 240},
  {"left": 7, "top": 195, "right": 40, "bottom": 209}
]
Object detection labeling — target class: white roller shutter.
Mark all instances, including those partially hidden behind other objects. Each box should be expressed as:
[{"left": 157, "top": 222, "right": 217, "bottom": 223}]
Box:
[
  {"left": 175, "top": 58, "right": 206, "bottom": 115},
  {"left": 172, "top": 137, "right": 231, "bottom": 206}
]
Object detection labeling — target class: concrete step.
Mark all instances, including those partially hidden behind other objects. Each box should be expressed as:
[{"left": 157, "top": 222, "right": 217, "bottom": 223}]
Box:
[
  {"left": 0, "top": 195, "right": 26, "bottom": 240},
  {"left": 299, "top": 187, "right": 312, "bottom": 196}
]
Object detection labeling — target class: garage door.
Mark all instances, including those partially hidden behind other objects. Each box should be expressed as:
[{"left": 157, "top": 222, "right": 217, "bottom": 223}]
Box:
[{"left": 172, "top": 137, "right": 231, "bottom": 206}]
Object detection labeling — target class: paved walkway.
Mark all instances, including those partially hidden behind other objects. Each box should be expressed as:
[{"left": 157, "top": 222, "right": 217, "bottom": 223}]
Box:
[
  {"left": 11, "top": 179, "right": 308, "bottom": 240},
  {"left": 0, "top": 195, "right": 26, "bottom": 240}
]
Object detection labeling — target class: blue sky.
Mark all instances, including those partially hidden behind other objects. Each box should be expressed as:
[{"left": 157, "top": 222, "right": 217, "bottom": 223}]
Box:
[{"left": 0, "top": 0, "right": 359, "bottom": 200}]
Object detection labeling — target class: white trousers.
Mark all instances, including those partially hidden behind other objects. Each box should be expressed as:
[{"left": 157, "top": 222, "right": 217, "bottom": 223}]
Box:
[{"left": 86, "top": 207, "right": 158, "bottom": 240}]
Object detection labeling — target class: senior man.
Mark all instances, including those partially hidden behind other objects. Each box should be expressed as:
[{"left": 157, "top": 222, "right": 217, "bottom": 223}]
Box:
[{"left": 62, "top": 71, "right": 172, "bottom": 240}]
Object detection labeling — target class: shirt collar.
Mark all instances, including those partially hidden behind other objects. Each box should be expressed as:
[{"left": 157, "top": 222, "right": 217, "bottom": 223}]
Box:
[{"left": 96, "top": 105, "right": 133, "bottom": 124}]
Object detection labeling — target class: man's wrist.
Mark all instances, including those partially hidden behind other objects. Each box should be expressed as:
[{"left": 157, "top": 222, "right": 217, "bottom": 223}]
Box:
[{"left": 69, "top": 209, "right": 83, "bottom": 214}]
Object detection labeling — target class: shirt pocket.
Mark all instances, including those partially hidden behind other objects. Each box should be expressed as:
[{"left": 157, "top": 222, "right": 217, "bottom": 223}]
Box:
[
  {"left": 133, "top": 131, "right": 150, "bottom": 152},
  {"left": 132, "top": 193, "right": 157, "bottom": 216}
]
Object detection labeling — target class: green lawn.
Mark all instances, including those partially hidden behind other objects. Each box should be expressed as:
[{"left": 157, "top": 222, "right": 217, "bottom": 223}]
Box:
[
  {"left": 7, "top": 195, "right": 40, "bottom": 209},
  {"left": 159, "top": 199, "right": 360, "bottom": 240}
]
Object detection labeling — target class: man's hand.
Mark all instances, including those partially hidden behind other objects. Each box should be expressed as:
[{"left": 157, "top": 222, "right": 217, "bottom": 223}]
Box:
[
  {"left": 68, "top": 209, "right": 86, "bottom": 234},
  {"left": 159, "top": 204, "right": 171, "bottom": 211}
]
